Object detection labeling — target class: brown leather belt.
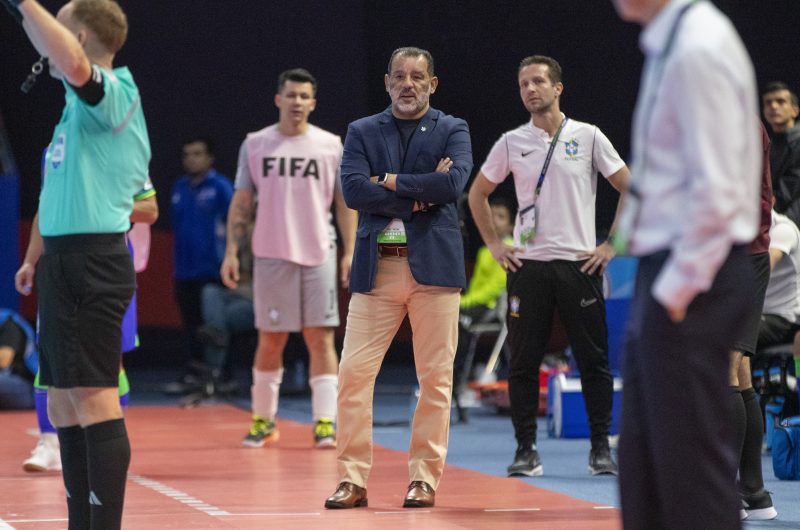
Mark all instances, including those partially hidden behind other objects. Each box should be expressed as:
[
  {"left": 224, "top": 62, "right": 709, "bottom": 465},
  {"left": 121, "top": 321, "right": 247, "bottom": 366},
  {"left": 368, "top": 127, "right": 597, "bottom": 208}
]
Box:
[{"left": 378, "top": 244, "right": 408, "bottom": 257}]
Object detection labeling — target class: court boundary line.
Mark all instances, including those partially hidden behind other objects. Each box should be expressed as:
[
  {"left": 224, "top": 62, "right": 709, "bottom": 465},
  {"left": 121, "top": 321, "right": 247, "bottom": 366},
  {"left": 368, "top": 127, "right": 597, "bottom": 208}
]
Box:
[{"left": 128, "top": 474, "right": 230, "bottom": 517}]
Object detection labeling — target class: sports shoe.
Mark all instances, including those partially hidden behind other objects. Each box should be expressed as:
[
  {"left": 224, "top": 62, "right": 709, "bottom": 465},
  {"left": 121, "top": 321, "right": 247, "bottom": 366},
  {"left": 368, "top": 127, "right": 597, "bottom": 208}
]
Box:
[
  {"left": 507, "top": 445, "right": 543, "bottom": 477},
  {"left": 588, "top": 445, "right": 618, "bottom": 476},
  {"left": 23, "top": 434, "right": 62, "bottom": 472},
  {"left": 313, "top": 418, "right": 336, "bottom": 449},
  {"left": 241, "top": 416, "right": 279, "bottom": 448},
  {"left": 741, "top": 489, "right": 777, "bottom": 520}
]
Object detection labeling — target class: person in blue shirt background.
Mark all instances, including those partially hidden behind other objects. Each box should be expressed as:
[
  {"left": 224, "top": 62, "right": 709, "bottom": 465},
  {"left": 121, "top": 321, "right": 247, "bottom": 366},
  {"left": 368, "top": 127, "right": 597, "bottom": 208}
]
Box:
[
  {"left": 170, "top": 137, "right": 233, "bottom": 391},
  {"left": 0, "top": 308, "right": 37, "bottom": 410}
]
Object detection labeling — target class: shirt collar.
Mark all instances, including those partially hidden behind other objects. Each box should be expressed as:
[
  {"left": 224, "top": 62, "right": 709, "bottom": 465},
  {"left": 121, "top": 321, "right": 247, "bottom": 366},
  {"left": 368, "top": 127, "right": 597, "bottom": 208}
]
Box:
[
  {"left": 640, "top": 0, "right": 694, "bottom": 56},
  {"left": 528, "top": 112, "right": 567, "bottom": 139}
]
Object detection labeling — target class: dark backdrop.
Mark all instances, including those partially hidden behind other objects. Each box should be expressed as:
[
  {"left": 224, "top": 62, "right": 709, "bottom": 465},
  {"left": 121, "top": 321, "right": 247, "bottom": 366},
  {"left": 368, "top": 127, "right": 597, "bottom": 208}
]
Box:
[{"left": 2, "top": 0, "right": 798, "bottom": 240}]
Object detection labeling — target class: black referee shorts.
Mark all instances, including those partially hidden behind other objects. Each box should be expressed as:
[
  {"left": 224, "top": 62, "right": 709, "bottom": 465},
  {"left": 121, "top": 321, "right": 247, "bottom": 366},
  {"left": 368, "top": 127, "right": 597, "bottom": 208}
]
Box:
[{"left": 38, "top": 233, "right": 135, "bottom": 388}]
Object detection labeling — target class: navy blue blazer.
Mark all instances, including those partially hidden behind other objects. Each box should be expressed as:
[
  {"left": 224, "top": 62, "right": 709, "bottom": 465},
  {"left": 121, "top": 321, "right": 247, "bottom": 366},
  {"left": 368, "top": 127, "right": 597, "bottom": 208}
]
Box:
[{"left": 341, "top": 106, "right": 473, "bottom": 293}]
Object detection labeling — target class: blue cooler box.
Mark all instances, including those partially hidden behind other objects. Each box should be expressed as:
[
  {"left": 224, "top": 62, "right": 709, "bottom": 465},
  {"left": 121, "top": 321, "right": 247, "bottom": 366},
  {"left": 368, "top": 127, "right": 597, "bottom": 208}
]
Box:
[{"left": 547, "top": 373, "right": 623, "bottom": 438}]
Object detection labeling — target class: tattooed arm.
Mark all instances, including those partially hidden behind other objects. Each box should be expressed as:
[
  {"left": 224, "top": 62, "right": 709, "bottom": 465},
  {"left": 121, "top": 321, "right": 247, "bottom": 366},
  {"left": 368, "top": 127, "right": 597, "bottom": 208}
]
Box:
[{"left": 220, "top": 188, "right": 255, "bottom": 289}]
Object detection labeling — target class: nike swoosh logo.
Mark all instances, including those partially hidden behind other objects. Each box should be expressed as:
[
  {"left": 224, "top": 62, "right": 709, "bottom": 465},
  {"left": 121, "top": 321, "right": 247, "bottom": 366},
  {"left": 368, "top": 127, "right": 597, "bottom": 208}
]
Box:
[
  {"left": 521, "top": 150, "right": 535, "bottom": 157},
  {"left": 580, "top": 298, "right": 597, "bottom": 308}
]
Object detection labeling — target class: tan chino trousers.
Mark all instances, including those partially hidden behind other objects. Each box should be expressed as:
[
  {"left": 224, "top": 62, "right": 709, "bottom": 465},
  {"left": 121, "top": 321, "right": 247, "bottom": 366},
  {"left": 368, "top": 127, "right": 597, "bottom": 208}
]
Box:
[{"left": 336, "top": 255, "right": 460, "bottom": 489}]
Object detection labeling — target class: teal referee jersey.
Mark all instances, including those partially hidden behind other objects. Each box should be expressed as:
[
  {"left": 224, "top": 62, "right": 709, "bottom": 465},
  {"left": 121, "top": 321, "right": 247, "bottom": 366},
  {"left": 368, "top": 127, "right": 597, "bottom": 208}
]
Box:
[{"left": 39, "top": 66, "right": 150, "bottom": 236}]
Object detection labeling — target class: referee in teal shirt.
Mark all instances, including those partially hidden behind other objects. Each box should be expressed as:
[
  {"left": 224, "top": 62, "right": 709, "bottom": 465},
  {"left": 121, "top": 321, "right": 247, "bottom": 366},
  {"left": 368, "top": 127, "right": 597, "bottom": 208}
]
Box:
[{"left": 7, "top": 1, "right": 149, "bottom": 528}]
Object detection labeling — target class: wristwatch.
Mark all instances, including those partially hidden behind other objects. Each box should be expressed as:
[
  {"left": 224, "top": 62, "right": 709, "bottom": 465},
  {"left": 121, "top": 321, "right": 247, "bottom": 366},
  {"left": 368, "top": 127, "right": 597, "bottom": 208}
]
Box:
[{"left": 377, "top": 173, "right": 390, "bottom": 184}]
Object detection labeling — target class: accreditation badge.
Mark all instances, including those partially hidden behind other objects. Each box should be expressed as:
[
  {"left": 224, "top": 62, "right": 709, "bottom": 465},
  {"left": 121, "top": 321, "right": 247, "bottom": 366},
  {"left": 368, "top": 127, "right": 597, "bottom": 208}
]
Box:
[{"left": 518, "top": 204, "right": 536, "bottom": 246}]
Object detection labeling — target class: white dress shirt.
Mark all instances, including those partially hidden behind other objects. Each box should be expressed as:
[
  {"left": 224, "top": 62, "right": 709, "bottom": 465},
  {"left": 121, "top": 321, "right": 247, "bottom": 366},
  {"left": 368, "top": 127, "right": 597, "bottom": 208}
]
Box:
[{"left": 628, "top": 0, "right": 760, "bottom": 311}]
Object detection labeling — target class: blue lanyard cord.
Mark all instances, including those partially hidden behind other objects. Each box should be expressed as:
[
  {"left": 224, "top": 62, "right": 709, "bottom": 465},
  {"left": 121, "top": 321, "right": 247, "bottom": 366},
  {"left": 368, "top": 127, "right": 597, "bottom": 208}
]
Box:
[
  {"left": 611, "top": 0, "right": 699, "bottom": 253},
  {"left": 636, "top": 0, "right": 699, "bottom": 181},
  {"left": 529, "top": 117, "right": 568, "bottom": 209}
]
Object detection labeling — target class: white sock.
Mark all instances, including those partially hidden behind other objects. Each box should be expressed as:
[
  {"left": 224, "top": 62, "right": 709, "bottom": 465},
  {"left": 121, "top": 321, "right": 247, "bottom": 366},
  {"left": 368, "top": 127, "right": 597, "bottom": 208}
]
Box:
[
  {"left": 309, "top": 373, "right": 338, "bottom": 422},
  {"left": 251, "top": 368, "right": 283, "bottom": 421},
  {"left": 41, "top": 432, "right": 59, "bottom": 447}
]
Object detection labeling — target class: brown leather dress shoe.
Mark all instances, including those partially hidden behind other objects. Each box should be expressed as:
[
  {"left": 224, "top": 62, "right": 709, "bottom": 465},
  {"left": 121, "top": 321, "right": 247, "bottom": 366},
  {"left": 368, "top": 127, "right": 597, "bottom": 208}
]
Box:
[
  {"left": 402, "top": 480, "right": 435, "bottom": 508},
  {"left": 324, "top": 481, "right": 368, "bottom": 509}
]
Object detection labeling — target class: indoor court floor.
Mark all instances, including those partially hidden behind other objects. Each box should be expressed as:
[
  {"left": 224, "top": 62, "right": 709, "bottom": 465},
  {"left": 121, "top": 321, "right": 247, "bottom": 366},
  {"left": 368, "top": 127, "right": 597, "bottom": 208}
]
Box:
[
  {"left": 1, "top": 405, "right": 620, "bottom": 529},
  {"left": 1, "top": 373, "right": 797, "bottom": 529}
]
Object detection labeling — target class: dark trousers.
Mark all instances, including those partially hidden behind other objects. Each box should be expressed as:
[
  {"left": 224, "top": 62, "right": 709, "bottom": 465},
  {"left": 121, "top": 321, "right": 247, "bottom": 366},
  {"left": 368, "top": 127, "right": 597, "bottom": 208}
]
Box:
[
  {"left": 174, "top": 278, "right": 219, "bottom": 365},
  {"left": 619, "top": 247, "right": 752, "bottom": 530},
  {"left": 506, "top": 259, "right": 612, "bottom": 448}
]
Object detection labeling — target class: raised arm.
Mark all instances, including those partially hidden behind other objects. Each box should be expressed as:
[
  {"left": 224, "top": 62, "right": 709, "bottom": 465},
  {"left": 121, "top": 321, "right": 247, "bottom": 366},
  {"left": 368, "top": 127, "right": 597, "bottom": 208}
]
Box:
[{"left": 18, "top": 0, "right": 92, "bottom": 86}]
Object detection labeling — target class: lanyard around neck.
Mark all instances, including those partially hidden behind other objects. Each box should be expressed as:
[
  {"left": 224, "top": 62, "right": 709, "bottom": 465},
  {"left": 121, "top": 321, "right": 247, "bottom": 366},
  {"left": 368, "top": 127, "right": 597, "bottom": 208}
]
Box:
[
  {"left": 633, "top": 0, "right": 699, "bottom": 187},
  {"left": 531, "top": 117, "right": 568, "bottom": 206}
]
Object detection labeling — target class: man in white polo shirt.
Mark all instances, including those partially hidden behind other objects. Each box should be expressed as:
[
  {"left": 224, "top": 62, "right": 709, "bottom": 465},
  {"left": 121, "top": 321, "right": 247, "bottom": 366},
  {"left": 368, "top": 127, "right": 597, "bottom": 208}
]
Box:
[{"left": 468, "top": 55, "right": 630, "bottom": 477}]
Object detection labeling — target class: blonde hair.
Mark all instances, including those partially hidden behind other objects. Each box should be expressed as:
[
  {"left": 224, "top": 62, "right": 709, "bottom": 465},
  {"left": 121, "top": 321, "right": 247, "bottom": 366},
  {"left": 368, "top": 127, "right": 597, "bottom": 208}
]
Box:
[{"left": 71, "top": 0, "right": 128, "bottom": 54}]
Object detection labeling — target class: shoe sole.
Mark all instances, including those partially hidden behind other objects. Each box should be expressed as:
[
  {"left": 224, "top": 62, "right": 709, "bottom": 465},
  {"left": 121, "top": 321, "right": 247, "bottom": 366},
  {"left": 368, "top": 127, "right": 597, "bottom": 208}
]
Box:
[
  {"left": 22, "top": 462, "right": 49, "bottom": 472},
  {"left": 403, "top": 500, "right": 435, "bottom": 508},
  {"left": 314, "top": 438, "right": 337, "bottom": 449},
  {"left": 744, "top": 506, "right": 778, "bottom": 520},
  {"left": 588, "top": 466, "right": 618, "bottom": 476},
  {"left": 324, "top": 499, "right": 368, "bottom": 509},
  {"left": 241, "top": 431, "right": 280, "bottom": 448},
  {"left": 507, "top": 464, "right": 543, "bottom": 477}
]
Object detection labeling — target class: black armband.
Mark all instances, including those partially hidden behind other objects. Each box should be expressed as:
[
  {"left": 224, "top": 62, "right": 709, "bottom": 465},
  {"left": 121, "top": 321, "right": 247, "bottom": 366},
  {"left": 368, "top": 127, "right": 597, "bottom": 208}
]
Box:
[{"left": 69, "top": 65, "right": 105, "bottom": 106}]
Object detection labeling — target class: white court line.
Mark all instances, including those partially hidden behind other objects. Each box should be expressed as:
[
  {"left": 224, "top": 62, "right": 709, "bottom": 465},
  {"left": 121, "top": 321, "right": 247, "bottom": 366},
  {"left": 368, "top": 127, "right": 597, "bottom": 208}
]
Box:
[
  {"left": 375, "top": 510, "right": 432, "bottom": 515},
  {"left": 4, "top": 519, "right": 67, "bottom": 523},
  {"left": 484, "top": 508, "right": 542, "bottom": 512},
  {"left": 128, "top": 474, "right": 230, "bottom": 517},
  {"left": 219, "top": 513, "right": 321, "bottom": 517},
  {"left": 592, "top": 506, "right": 616, "bottom": 510}
]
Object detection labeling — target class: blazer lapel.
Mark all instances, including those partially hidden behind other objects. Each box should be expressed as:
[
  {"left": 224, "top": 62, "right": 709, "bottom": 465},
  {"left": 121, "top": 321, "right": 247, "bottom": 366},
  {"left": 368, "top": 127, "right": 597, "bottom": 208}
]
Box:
[
  {"left": 378, "top": 107, "right": 400, "bottom": 172},
  {"left": 402, "top": 107, "right": 438, "bottom": 174}
]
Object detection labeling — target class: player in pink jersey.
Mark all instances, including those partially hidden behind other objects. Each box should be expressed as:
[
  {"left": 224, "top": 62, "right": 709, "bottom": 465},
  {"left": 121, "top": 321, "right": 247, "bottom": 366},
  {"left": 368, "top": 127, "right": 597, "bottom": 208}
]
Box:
[{"left": 223, "top": 68, "right": 356, "bottom": 448}]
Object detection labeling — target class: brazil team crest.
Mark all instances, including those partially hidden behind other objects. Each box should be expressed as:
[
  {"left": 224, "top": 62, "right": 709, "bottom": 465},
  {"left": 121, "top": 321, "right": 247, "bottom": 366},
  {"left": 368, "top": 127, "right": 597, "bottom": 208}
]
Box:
[{"left": 564, "top": 138, "right": 579, "bottom": 160}]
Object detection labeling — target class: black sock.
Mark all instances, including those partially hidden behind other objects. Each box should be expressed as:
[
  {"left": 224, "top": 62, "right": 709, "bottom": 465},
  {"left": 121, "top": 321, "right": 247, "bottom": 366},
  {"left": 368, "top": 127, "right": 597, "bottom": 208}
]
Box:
[
  {"left": 57, "top": 425, "right": 90, "bottom": 530},
  {"left": 730, "top": 387, "right": 747, "bottom": 482},
  {"left": 740, "top": 387, "right": 765, "bottom": 493},
  {"left": 84, "top": 419, "right": 131, "bottom": 530}
]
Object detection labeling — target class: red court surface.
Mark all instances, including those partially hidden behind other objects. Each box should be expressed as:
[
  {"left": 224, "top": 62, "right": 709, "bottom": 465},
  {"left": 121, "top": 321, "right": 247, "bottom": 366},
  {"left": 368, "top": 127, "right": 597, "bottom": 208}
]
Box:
[{"left": 0, "top": 406, "right": 621, "bottom": 529}]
